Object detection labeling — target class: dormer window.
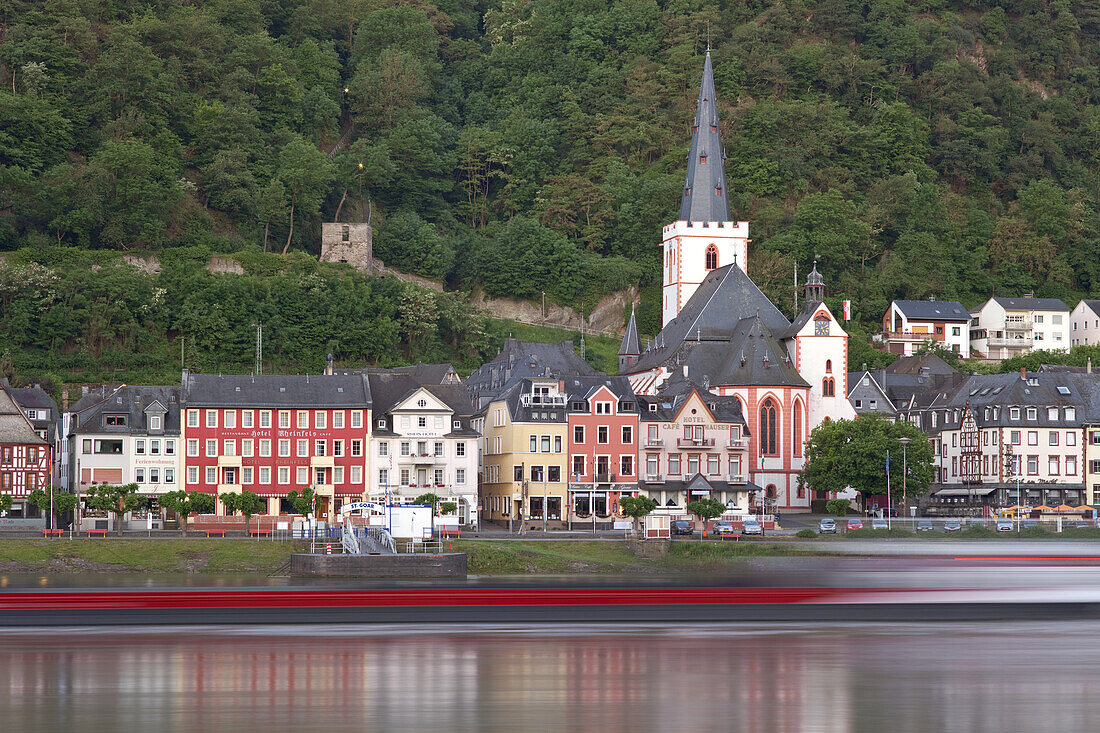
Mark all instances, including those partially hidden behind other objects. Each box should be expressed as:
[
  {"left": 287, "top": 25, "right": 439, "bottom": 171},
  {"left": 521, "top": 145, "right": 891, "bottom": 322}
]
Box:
[
  {"left": 149, "top": 415, "right": 162, "bottom": 431},
  {"left": 106, "top": 415, "right": 126, "bottom": 427}
]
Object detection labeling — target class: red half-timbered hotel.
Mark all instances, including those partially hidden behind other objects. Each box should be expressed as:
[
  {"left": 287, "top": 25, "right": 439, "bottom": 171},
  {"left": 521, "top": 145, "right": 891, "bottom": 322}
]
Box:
[
  {"left": 180, "top": 371, "right": 371, "bottom": 522},
  {"left": 0, "top": 384, "right": 50, "bottom": 516}
]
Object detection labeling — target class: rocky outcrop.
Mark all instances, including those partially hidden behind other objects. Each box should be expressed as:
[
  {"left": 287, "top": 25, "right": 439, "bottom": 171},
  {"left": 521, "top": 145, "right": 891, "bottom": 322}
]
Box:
[{"left": 470, "top": 286, "right": 638, "bottom": 337}]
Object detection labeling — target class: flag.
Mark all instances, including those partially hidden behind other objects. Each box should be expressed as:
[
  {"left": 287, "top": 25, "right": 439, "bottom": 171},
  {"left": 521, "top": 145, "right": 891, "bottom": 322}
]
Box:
[
  {"left": 886, "top": 450, "right": 890, "bottom": 480},
  {"left": 842, "top": 300, "right": 851, "bottom": 320}
]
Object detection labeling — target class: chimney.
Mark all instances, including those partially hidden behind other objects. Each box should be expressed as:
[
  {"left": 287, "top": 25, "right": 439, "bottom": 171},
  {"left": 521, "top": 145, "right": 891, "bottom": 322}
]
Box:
[
  {"left": 181, "top": 368, "right": 190, "bottom": 388},
  {"left": 1020, "top": 367, "right": 1026, "bottom": 380},
  {"left": 682, "top": 365, "right": 689, "bottom": 379},
  {"left": 324, "top": 353, "right": 334, "bottom": 376},
  {"left": 62, "top": 388, "right": 69, "bottom": 411}
]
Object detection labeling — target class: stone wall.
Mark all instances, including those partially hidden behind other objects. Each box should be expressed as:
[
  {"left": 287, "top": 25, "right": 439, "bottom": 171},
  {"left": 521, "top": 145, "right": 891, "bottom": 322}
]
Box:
[
  {"left": 319, "top": 222, "right": 375, "bottom": 271},
  {"left": 289, "top": 552, "right": 467, "bottom": 578}
]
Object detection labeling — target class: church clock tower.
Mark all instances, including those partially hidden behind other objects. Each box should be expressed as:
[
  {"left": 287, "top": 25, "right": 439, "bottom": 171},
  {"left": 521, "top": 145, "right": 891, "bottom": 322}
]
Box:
[{"left": 661, "top": 49, "right": 750, "bottom": 327}]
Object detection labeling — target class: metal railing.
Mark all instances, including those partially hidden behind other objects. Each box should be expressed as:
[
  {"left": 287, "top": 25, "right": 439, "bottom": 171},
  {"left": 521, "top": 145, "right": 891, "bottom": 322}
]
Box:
[
  {"left": 677, "top": 437, "right": 715, "bottom": 448},
  {"left": 404, "top": 540, "right": 443, "bottom": 554},
  {"left": 342, "top": 522, "right": 361, "bottom": 554}
]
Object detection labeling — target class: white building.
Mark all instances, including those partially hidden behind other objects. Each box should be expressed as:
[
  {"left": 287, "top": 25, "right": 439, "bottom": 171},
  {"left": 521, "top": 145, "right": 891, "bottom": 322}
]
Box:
[
  {"left": 880, "top": 299, "right": 971, "bottom": 356},
  {"left": 969, "top": 296, "right": 1070, "bottom": 361},
  {"left": 1070, "top": 300, "right": 1100, "bottom": 347},
  {"left": 367, "top": 374, "right": 479, "bottom": 527},
  {"left": 68, "top": 385, "right": 182, "bottom": 529}
]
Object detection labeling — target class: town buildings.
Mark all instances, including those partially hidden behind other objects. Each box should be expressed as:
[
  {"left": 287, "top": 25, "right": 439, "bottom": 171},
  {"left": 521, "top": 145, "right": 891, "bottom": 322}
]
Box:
[
  {"left": 0, "top": 385, "right": 50, "bottom": 518},
  {"left": 68, "top": 385, "right": 183, "bottom": 528},
  {"left": 636, "top": 379, "right": 753, "bottom": 513},
  {"left": 3, "top": 380, "right": 60, "bottom": 487},
  {"left": 1070, "top": 300, "right": 1100, "bottom": 346},
  {"left": 970, "top": 296, "right": 1070, "bottom": 361},
  {"left": 367, "top": 371, "right": 479, "bottom": 526},
  {"left": 880, "top": 299, "right": 971, "bottom": 356},
  {"left": 179, "top": 371, "right": 372, "bottom": 522}
]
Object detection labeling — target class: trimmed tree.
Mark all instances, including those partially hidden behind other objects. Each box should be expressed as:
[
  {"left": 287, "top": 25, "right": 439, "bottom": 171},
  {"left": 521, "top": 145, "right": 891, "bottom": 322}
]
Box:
[
  {"left": 160, "top": 490, "right": 216, "bottom": 536},
  {"left": 0, "top": 494, "right": 12, "bottom": 515},
  {"left": 826, "top": 499, "right": 851, "bottom": 517},
  {"left": 440, "top": 501, "right": 458, "bottom": 515},
  {"left": 220, "top": 490, "right": 268, "bottom": 535},
  {"left": 286, "top": 487, "right": 316, "bottom": 516},
  {"left": 619, "top": 495, "right": 657, "bottom": 536},
  {"left": 28, "top": 486, "right": 78, "bottom": 529},
  {"left": 85, "top": 483, "right": 144, "bottom": 536},
  {"left": 687, "top": 498, "right": 726, "bottom": 535}
]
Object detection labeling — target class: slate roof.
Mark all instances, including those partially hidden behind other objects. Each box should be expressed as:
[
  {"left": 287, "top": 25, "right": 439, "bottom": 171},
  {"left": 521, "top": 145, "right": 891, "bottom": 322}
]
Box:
[
  {"left": 494, "top": 378, "right": 568, "bottom": 424},
  {"left": 885, "top": 353, "right": 959, "bottom": 376},
  {"left": 0, "top": 380, "right": 58, "bottom": 413},
  {"left": 182, "top": 371, "right": 372, "bottom": 408},
  {"left": 990, "top": 296, "right": 1069, "bottom": 312},
  {"left": 560, "top": 374, "right": 638, "bottom": 407},
  {"left": 69, "top": 385, "right": 182, "bottom": 436},
  {"left": 367, "top": 371, "right": 480, "bottom": 437},
  {"left": 892, "top": 299, "right": 971, "bottom": 321},
  {"left": 465, "top": 339, "right": 595, "bottom": 408},
  {"left": 626, "top": 264, "right": 796, "bottom": 389},
  {"left": 926, "top": 371, "right": 1087, "bottom": 434},
  {"left": 639, "top": 377, "right": 749, "bottom": 428},
  {"left": 1076, "top": 300, "right": 1100, "bottom": 317},
  {"left": 361, "top": 362, "right": 459, "bottom": 385},
  {"left": 619, "top": 309, "right": 640, "bottom": 356},
  {"left": 679, "top": 50, "right": 733, "bottom": 223},
  {"left": 0, "top": 386, "right": 45, "bottom": 444}
]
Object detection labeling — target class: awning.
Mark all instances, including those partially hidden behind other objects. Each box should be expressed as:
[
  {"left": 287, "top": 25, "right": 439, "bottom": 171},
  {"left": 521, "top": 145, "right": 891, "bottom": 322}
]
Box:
[
  {"left": 1054, "top": 504, "right": 1077, "bottom": 512},
  {"left": 935, "top": 487, "right": 997, "bottom": 497}
]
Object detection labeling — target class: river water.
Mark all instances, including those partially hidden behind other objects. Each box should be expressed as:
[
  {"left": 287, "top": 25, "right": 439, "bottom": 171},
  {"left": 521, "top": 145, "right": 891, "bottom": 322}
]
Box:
[{"left": 0, "top": 622, "right": 1096, "bottom": 733}]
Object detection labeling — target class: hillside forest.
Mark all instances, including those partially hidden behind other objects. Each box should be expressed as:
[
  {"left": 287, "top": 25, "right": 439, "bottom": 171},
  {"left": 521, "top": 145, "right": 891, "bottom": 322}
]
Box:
[{"left": 2, "top": 0, "right": 1100, "bottom": 383}]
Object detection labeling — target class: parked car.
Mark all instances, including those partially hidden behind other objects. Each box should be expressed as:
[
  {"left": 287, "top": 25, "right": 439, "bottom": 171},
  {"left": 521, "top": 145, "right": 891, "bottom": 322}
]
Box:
[
  {"left": 996, "top": 519, "right": 1014, "bottom": 532},
  {"left": 671, "top": 520, "right": 694, "bottom": 536},
  {"left": 871, "top": 518, "right": 888, "bottom": 530},
  {"left": 916, "top": 519, "right": 933, "bottom": 532},
  {"left": 819, "top": 518, "right": 837, "bottom": 534},
  {"left": 742, "top": 519, "right": 763, "bottom": 535},
  {"left": 713, "top": 520, "right": 735, "bottom": 535},
  {"left": 846, "top": 518, "right": 863, "bottom": 531},
  {"left": 943, "top": 519, "right": 963, "bottom": 533}
]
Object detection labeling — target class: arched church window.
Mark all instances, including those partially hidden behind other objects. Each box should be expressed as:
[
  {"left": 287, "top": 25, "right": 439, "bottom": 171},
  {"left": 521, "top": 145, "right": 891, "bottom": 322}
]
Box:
[
  {"left": 705, "top": 245, "right": 718, "bottom": 271},
  {"left": 793, "top": 400, "right": 803, "bottom": 457},
  {"left": 822, "top": 378, "right": 835, "bottom": 397},
  {"left": 759, "top": 399, "right": 777, "bottom": 456},
  {"left": 825, "top": 359, "right": 832, "bottom": 373}
]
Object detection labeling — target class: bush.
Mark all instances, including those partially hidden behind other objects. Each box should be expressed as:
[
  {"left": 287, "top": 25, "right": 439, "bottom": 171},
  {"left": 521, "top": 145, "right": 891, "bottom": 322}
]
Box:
[
  {"left": 825, "top": 499, "right": 850, "bottom": 516},
  {"left": 795, "top": 529, "right": 817, "bottom": 539},
  {"left": 844, "top": 527, "right": 914, "bottom": 538},
  {"left": 1020, "top": 524, "right": 1051, "bottom": 538},
  {"left": 961, "top": 525, "right": 997, "bottom": 538}
]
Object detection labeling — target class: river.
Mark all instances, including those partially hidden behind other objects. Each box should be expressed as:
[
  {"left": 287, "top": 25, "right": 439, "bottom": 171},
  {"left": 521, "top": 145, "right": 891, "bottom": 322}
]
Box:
[{"left": 0, "top": 622, "right": 1096, "bottom": 732}]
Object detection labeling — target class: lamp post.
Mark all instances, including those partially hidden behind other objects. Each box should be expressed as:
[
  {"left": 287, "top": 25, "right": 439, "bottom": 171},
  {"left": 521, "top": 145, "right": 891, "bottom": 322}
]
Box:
[
  {"left": 1005, "top": 444, "right": 1020, "bottom": 533},
  {"left": 898, "top": 437, "right": 911, "bottom": 528}
]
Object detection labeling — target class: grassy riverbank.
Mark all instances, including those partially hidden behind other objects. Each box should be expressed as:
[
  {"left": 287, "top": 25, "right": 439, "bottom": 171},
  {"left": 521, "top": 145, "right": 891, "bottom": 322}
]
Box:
[
  {"left": 452, "top": 540, "right": 816, "bottom": 575},
  {"left": 0, "top": 539, "right": 307, "bottom": 574}
]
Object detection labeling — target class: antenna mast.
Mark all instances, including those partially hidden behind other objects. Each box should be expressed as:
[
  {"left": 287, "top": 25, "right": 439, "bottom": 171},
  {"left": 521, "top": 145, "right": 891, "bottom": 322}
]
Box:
[{"left": 253, "top": 322, "right": 263, "bottom": 375}]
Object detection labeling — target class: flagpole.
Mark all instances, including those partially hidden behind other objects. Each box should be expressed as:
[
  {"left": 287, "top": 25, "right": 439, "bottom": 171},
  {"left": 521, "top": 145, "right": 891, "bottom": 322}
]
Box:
[{"left": 886, "top": 450, "right": 892, "bottom": 529}]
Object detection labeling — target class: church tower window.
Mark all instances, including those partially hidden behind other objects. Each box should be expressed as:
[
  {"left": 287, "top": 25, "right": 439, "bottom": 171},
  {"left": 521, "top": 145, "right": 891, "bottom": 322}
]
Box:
[
  {"left": 760, "top": 399, "right": 777, "bottom": 456},
  {"left": 793, "top": 401, "right": 803, "bottom": 457},
  {"left": 822, "top": 378, "right": 835, "bottom": 397},
  {"left": 705, "top": 245, "right": 718, "bottom": 271},
  {"left": 825, "top": 359, "right": 832, "bottom": 373}
]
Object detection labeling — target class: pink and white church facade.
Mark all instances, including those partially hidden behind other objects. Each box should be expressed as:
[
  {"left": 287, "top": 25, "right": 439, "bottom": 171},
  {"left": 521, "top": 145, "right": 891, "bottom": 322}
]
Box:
[{"left": 620, "top": 50, "right": 855, "bottom": 511}]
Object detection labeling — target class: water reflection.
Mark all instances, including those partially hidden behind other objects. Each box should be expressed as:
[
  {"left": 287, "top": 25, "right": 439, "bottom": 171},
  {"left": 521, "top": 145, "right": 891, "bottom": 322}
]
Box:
[{"left": 0, "top": 624, "right": 1097, "bottom": 732}]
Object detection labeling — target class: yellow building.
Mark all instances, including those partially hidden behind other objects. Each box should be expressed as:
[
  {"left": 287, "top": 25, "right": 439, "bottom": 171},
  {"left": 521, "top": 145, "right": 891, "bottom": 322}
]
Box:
[{"left": 478, "top": 377, "right": 569, "bottom": 530}]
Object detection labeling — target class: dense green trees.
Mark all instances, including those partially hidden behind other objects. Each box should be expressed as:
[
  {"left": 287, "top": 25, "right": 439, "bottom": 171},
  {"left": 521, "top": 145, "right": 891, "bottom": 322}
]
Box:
[{"left": 1, "top": 0, "right": 1100, "bottom": 353}]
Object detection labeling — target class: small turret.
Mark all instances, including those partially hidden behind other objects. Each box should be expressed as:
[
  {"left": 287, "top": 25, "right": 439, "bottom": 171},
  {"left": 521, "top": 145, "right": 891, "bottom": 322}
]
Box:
[
  {"left": 618, "top": 307, "right": 641, "bottom": 372},
  {"left": 805, "top": 261, "right": 824, "bottom": 304}
]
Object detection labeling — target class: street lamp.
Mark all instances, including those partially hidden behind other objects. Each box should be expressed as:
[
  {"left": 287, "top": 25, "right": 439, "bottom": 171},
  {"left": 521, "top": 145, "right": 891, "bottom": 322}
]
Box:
[
  {"left": 1005, "top": 444, "right": 1020, "bottom": 533},
  {"left": 898, "top": 437, "right": 911, "bottom": 528}
]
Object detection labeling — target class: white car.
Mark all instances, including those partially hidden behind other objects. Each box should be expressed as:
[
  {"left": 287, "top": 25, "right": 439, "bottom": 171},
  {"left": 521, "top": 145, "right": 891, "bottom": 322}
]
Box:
[
  {"left": 996, "top": 519, "right": 1014, "bottom": 532},
  {"left": 742, "top": 519, "right": 763, "bottom": 535}
]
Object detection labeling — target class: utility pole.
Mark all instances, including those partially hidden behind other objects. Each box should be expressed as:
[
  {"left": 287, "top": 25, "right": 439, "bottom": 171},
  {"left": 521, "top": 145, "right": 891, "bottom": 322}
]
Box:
[
  {"left": 253, "top": 323, "right": 263, "bottom": 375},
  {"left": 794, "top": 261, "right": 798, "bottom": 314}
]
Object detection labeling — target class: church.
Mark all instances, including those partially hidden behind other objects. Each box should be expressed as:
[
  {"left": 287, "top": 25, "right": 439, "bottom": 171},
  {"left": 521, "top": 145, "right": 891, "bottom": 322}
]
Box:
[{"left": 618, "top": 50, "right": 856, "bottom": 512}]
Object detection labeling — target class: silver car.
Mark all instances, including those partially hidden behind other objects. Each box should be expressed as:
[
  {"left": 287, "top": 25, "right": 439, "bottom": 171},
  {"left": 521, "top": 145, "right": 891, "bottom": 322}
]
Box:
[
  {"left": 742, "top": 519, "right": 763, "bottom": 535},
  {"left": 996, "top": 519, "right": 1014, "bottom": 532},
  {"left": 871, "top": 518, "right": 888, "bottom": 530},
  {"left": 819, "top": 518, "right": 837, "bottom": 534}
]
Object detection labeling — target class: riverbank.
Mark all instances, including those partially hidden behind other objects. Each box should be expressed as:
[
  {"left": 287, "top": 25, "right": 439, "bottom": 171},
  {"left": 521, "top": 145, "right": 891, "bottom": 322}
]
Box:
[{"left": 0, "top": 539, "right": 306, "bottom": 574}]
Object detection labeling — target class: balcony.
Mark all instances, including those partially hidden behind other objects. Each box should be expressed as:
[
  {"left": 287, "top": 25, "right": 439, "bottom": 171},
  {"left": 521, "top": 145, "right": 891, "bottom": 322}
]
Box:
[
  {"left": 726, "top": 474, "right": 747, "bottom": 484},
  {"left": 882, "top": 331, "right": 934, "bottom": 342},
  {"left": 519, "top": 393, "right": 566, "bottom": 408},
  {"left": 677, "top": 437, "right": 715, "bottom": 449},
  {"left": 986, "top": 336, "right": 1032, "bottom": 348},
  {"left": 216, "top": 455, "right": 242, "bottom": 467},
  {"left": 310, "top": 455, "right": 334, "bottom": 468},
  {"left": 593, "top": 472, "right": 616, "bottom": 484},
  {"left": 643, "top": 438, "right": 664, "bottom": 448},
  {"left": 1005, "top": 319, "right": 1033, "bottom": 331},
  {"left": 644, "top": 473, "right": 664, "bottom": 483},
  {"left": 726, "top": 438, "right": 749, "bottom": 449},
  {"left": 405, "top": 453, "right": 440, "bottom": 465}
]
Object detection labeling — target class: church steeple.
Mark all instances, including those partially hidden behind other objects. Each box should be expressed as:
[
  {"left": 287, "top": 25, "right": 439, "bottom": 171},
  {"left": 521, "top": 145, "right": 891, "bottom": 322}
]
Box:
[
  {"left": 618, "top": 307, "right": 641, "bottom": 371},
  {"left": 679, "top": 50, "right": 732, "bottom": 223}
]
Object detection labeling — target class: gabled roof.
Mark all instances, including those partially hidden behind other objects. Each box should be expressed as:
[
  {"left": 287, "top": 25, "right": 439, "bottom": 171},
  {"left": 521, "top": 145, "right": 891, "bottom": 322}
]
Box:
[
  {"left": 0, "top": 380, "right": 58, "bottom": 413},
  {"left": 362, "top": 362, "right": 459, "bottom": 385},
  {"left": 0, "top": 386, "right": 46, "bottom": 444},
  {"left": 990, "top": 296, "right": 1069, "bottom": 312},
  {"left": 69, "top": 385, "right": 182, "bottom": 436},
  {"left": 465, "top": 338, "right": 595, "bottom": 408},
  {"left": 639, "top": 377, "right": 748, "bottom": 427},
  {"left": 679, "top": 50, "right": 733, "bottom": 223},
  {"left": 1075, "top": 300, "right": 1100, "bottom": 317},
  {"left": 627, "top": 264, "right": 790, "bottom": 378},
  {"left": 619, "top": 308, "right": 640, "bottom": 356},
  {"left": 891, "top": 299, "right": 971, "bottom": 321},
  {"left": 885, "top": 353, "right": 959, "bottom": 376}
]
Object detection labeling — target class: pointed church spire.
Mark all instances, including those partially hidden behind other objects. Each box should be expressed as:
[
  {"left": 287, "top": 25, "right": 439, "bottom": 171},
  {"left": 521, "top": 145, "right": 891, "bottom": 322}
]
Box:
[
  {"left": 618, "top": 306, "right": 641, "bottom": 371},
  {"left": 679, "top": 50, "right": 732, "bottom": 223}
]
